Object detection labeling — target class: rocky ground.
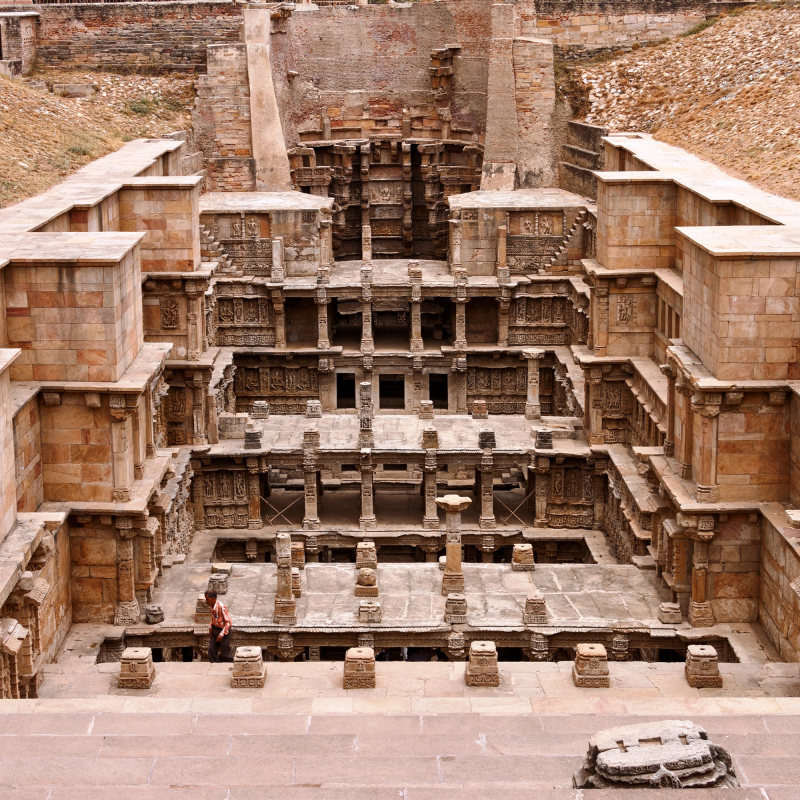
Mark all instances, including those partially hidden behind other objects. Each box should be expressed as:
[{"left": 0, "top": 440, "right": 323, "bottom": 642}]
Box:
[
  {"left": 573, "top": 5, "right": 800, "bottom": 202},
  {"left": 0, "top": 70, "right": 195, "bottom": 208}
]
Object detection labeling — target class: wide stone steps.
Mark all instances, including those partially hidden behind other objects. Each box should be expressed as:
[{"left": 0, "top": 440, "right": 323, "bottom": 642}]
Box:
[{"left": 0, "top": 709, "right": 794, "bottom": 796}]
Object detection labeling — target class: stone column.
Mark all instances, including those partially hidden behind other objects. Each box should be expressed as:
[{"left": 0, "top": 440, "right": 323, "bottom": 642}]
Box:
[
  {"left": 361, "top": 263, "right": 374, "bottom": 354},
  {"left": 191, "top": 461, "right": 205, "bottom": 528},
  {"left": 478, "top": 452, "right": 495, "bottom": 530},
  {"left": 534, "top": 470, "right": 549, "bottom": 528},
  {"left": 358, "top": 381, "right": 374, "bottom": 448},
  {"left": 593, "top": 284, "right": 609, "bottom": 356},
  {"left": 586, "top": 368, "right": 604, "bottom": 445},
  {"left": 592, "top": 471, "right": 605, "bottom": 532},
  {"left": 271, "top": 237, "right": 285, "bottom": 283},
  {"left": 186, "top": 283, "right": 204, "bottom": 362},
  {"left": 693, "top": 396, "right": 720, "bottom": 502},
  {"left": 316, "top": 292, "right": 330, "bottom": 350},
  {"left": 423, "top": 450, "right": 440, "bottom": 529},
  {"left": 359, "top": 449, "right": 377, "bottom": 531},
  {"left": 454, "top": 299, "right": 468, "bottom": 351},
  {"left": 110, "top": 398, "right": 134, "bottom": 503},
  {"left": 452, "top": 357, "right": 468, "bottom": 414},
  {"left": 677, "top": 382, "right": 693, "bottom": 479},
  {"left": 273, "top": 532, "right": 297, "bottom": 624},
  {"left": 689, "top": 538, "right": 714, "bottom": 628},
  {"left": 523, "top": 349, "right": 544, "bottom": 420},
  {"left": 273, "top": 295, "right": 286, "bottom": 348},
  {"left": 115, "top": 518, "right": 140, "bottom": 625},
  {"left": 302, "top": 430, "right": 320, "bottom": 530},
  {"left": 496, "top": 224, "right": 508, "bottom": 281},
  {"left": 497, "top": 298, "right": 510, "bottom": 348},
  {"left": 409, "top": 261, "right": 423, "bottom": 353},
  {"left": 437, "top": 494, "right": 471, "bottom": 595},
  {"left": 247, "top": 467, "right": 261, "bottom": 530},
  {"left": 660, "top": 363, "right": 676, "bottom": 457}
]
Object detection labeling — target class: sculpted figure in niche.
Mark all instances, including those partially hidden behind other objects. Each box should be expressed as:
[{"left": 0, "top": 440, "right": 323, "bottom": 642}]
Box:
[
  {"left": 296, "top": 368, "right": 310, "bottom": 392},
  {"left": 204, "top": 475, "right": 215, "bottom": 498},
  {"left": 245, "top": 369, "right": 260, "bottom": 392},
  {"left": 218, "top": 300, "right": 234, "bottom": 325},
  {"left": 270, "top": 368, "right": 285, "bottom": 393},
  {"left": 246, "top": 218, "right": 259, "bottom": 238},
  {"left": 540, "top": 215, "right": 554, "bottom": 236},
  {"left": 218, "top": 472, "right": 232, "bottom": 500},
  {"left": 245, "top": 300, "right": 258, "bottom": 324},
  {"left": 552, "top": 472, "right": 564, "bottom": 497},
  {"left": 171, "top": 389, "right": 186, "bottom": 416},
  {"left": 161, "top": 297, "right": 179, "bottom": 329},
  {"left": 516, "top": 298, "right": 527, "bottom": 322},
  {"left": 234, "top": 471, "right": 246, "bottom": 499},
  {"left": 232, "top": 218, "right": 242, "bottom": 238}
]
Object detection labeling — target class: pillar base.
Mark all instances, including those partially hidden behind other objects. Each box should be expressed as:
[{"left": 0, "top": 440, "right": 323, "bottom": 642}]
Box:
[
  {"left": 114, "top": 599, "right": 140, "bottom": 626},
  {"left": 534, "top": 518, "right": 548, "bottom": 529},
  {"left": 479, "top": 517, "right": 496, "bottom": 530},
  {"left": 423, "top": 517, "right": 440, "bottom": 530},
  {"left": 273, "top": 599, "right": 297, "bottom": 625},
  {"left": 694, "top": 484, "right": 719, "bottom": 503},
  {"left": 359, "top": 516, "right": 377, "bottom": 531},
  {"left": 525, "top": 403, "right": 541, "bottom": 420},
  {"left": 248, "top": 520, "right": 262, "bottom": 530},
  {"left": 410, "top": 340, "right": 423, "bottom": 353},
  {"left": 358, "top": 432, "right": 374, "bottom": 448},
  {"left": 302, "top": 518, "right": 320, "bottom": 531},
  {"left": 317, "top": 340, "right": 330, "bottom": 350},
  {"left": 442, "top": 572, "right": 465, "bottom": 596},
  {"left": 679, "top": 462, "right": 692, "bottom": 480},
  {"left": 688, "top": 601, "right": 714, "bottom": 628},
  {"left": 663, "top": 441, "right": 675, "bottom": 457}
]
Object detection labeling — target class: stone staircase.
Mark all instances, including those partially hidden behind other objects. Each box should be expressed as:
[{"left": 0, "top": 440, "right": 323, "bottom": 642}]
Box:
[
  {"left": 546, "top": 208, "right": 588, "bottom": 271},
  {"left": 200, "top": 224, "right": 235, "bottom": 274},
  {"left": 558, "top": 120, "right": 608, "bottom": 200}
]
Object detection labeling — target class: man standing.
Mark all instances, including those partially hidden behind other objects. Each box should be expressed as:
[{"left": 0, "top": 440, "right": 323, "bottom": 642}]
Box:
[{"left": 205, "top": 588, "right": 234, "bottom": 663}]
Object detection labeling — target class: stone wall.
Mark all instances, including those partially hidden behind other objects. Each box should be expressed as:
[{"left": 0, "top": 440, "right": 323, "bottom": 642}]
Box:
[
  {"left": 69, "top": 517, "right": 119, "bottom": 624},
  {"left": 30, "top": 1, "right": 242, "bottom": 73},
  {"left": 12, "top": 391, "right": 42, "bottom": 514}
]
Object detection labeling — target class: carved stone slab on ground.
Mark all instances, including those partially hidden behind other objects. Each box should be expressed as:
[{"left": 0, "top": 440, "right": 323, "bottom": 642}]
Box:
[{"left": 572, "top": 642, "right": 610, "bottom": 688}]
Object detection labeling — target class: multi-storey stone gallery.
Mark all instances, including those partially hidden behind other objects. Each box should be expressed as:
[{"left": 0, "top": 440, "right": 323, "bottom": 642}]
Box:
[{"left": 1, "top": 0, "right": 800, "bottom": 794}]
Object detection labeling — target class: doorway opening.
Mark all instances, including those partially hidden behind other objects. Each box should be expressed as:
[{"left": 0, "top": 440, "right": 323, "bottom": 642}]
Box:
[
  {"left": 429, "top": 373, "right": 448, "bottom": 409},
  {"left": 379, "top": 374, "right": 406, "bottom": 410}
]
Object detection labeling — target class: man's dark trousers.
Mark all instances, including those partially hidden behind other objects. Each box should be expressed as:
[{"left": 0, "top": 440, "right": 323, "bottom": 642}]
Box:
[{"left": 209, "top": 626, "right": 234, "bottom": 662}]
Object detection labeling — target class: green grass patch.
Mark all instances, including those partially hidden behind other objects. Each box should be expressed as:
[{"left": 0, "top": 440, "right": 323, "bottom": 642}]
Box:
[{"left": 681, "top": 18, "right": 717, "bottom": 37}]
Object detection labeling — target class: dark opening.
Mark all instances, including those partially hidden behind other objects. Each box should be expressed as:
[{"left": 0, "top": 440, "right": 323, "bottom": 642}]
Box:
[
  {"left": 182, "top": 646, "right": 194, "bottom": 662},
  {"left": 429, "top": 373, "right": 448, "bottom": 409},
  {"left": 383, "top": 464, "right": 407, "bottom": 472},
  {"left": 300, "top": 186, "right": 311, "bottom": 194},
  {"left": 151, "top": 648, "right": 164, "bottom": 662},
  {"left": 341, "top": 464, "right": 358, "bottom": 473},
  {"left": 379, "top": 374, "right": 405, "bottom": 409},
  {"left": 337, "top": 373, "right": 356, "bottom": 409}
]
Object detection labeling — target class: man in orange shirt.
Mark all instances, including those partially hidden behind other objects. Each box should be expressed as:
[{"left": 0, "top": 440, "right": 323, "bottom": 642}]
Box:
[{"left": 205, "top": 589, "right": 234, "bottom": 663}]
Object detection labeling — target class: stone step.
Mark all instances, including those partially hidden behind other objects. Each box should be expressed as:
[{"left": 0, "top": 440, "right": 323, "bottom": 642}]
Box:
[{"left": 0, "top": 710, "right": 790, "bottom": 795}]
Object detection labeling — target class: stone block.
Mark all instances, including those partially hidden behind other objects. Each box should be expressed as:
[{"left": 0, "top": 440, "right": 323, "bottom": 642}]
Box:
[
  {"left": 291, "top": 567, "right": 301, "bottom": 598},
  {"left": 685, "top": 644, "right": 722, "bottom": 688},
  {"left": 422, "top": 427, "right": 439, "bottom": 449},
  {"left": 535, "top": 428, "right": 553, "bottom": 449},
  {"left": 212, "top": 563, "right": 233, "bottom": 575},
  {"left": 512, "top": 543, "right": 536, "bottom": 571},
  {"left": 356, "top": 541, "right": 378, "bottom": 569},
  {"left": 471, "top": 400, "right": 488, "bottom": 419},
  {"left": 359, "top": 600, "right": 382, "bottom": 623},
  {"left": 231, "top": 646, "right": 267, "bottom": 688},
  {"left": 173, "top": 554, "right": 186, "bottom": 565},
  {"left": 343, "top": 646, "right": 375, "bottom": 689},
  {"left": 144, "top": 604, "right": 164, "bottom": 624},
  {"left": 251, "top": 401, "right": 270, "bottom": 419},
  {"left": 355, "top": 567, "right": 378, "bottom": 597},
  {"left": 478, "top": 428, "right": 496, "bottom": 449},
  {"left": 658, "top": 602, "right": 682, "bottom": 624},
  {"left": 53, "top": 83, "right": 97, "bottom": 98},
  {"left": 244, "top": 423, "right": 262, "bottom": 450},
  {"left": 118, "top": 647, "right": 155, "bottom": 689},
  {"left": 438, "top": 555, "right": 446, "bottom": 571},
  {"left": 291, "top": 541, "right": 305, "bottom": 570},
  {"left": 572, "top": 643, "right": 610, "bottom": 688},
  {"left": 419, "top": 400, "right": 434, "bottom": 419},
  {"left": 208, "top": 572, "right": 228, "bottom": 595},
  {"left": 523, "top": 591, "right": 546, "bottom": 624},
  {"left": 195, "top": 593, "right": 211, "bottom": 625},
  {"left": 444, "top": 592, "right": 467, "bottom": 623},
  {"left": 466, "top": 640, "right": 499, "bottom": 687},
  {"left": 306, "top": 400, "right": 322, "bottom": 418}
]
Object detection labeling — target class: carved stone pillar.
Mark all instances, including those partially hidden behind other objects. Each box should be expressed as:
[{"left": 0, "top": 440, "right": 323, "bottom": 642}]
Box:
[
  {"left": 497, "top": 298, "right": 510, "bottom": 348},
  {"left": 677, "top": 381, "right": 694, "bottom": 479},
  {"left": 273, "top": 295, "right": 286, "bottom": 348},
  {"left": 316, "top": 292, "right": 330, "bottom": 350},
  {"left": 423, "top": 450, "right": 440, "bottom": 529},
  {"left": 409, "top": 260, "right": 423, "bottom": 353},
  {"left": 523, "top": 349, "right": 544, "bottom": 420},
  {"left": 247, "top": 467, "right": 261, "bottom": 530},
  {"left": 110, "top": 397, "right": 134, "bottom": 503},
  {"left": 190, "top": 374, "right": 207, "bottom": 446},
  {"left": 271, "top": 237, "right": 285, "bottom": 283},
  {"left": 305, "top": 535, "right": 320, "bottom": 563},
  {"left": 437, "top": 494, "right": 471, "bottom": 595},
  {"left": 358, "top": 380, "right": 374, "bottom": 448},
  {"left": 689, "top": 538, "right": 714, "bottom": 627},
  {"left": 593, "top": 284, "right": 609, "bottom": 356},
  {"left": 360, "top": 300, "right": 374, "bottom": 354},
  {"left": 534, "top": 470, "right": 549, "bottom": 528},
  {"left": 496, "top": 224, "right": 509, "bottom": 282},
  {"left": 454, "top": 299, "right": 468, "bottom": 351},
  {"left": 671, "top": 534, "right": 692, "bottom": 615},
  {"left": 273, "top": 532, "right": 297, "bottom": 624},
  {"left": 302, "top": 430, "right": 320, "bottom": 531},
  {"left": 421, "top": 543, "right": 440, "bottom": 562},
  {"left": 660, "top": 363, "right": 676, "bottom": 457},
  {"left": 359, "top": 450, "right": 377, "bottom": 531},
  {"left": 452, "top": 357, "right": 468, "bottom": 414},
  {"left": 115, "top": 518, "right": 140, "bottom": 625},
  {"left": 478, "top": 452, "right": 495, "bottom": 530},
  {"left": 186, "top": 285, "right": 203, "bottom": 361},
  {"left": 191, "top": 462, "right": 205, "bottom": 528},
  {"left": 693, "top": 396, "right": 720, "bottom": 502}
]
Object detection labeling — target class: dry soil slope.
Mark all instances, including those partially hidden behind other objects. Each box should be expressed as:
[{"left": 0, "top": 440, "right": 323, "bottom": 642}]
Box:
[
  {"left": 0, "top": 71, "right": 194, "bottom": 209},
  {"left": 577, "top": 5, "right": 800, "bottom": 202}
]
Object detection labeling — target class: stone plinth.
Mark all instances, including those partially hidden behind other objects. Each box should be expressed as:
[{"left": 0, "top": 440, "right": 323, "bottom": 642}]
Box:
[
  {"left": 685, "top": 644, "right": 722, "bottom": 688},
  {"left": 444, "top": 593, "right": 467, "bottom": 623},
  {"left": 471, "top": 400, "right": 488, "bottom": 419},
  {"left": 231, "top": 646, "right": 267, "bottom": 688},
  {"left": 573, "top": 643, "right": 610, "bottom": 688},
  {"left": 437, "top": 494, "right": 471, "bottom": 596},
  {"left": 208, "top": 572, "right": 228, "bottom": 595},
  {"left": 212, "top": 563, "right": 233, "bottom": 575},
  {"left": 465, "top": 640, "right": 499, "bottom": 687},
  {"left": 251, "top": 401, "right": 270, "bottom": 419},
  {"left": 523, "top": 591, "right": 546, "bottom": 624},
  {"left": 144, "top": 604, "right": 164, "bottom": 624},
  {"left": 118, "top": 647, "right": 155, "bottom": 689},
  {"left": 291, "top": 542, "right": 305, "bottom": 570},
  {"left": 306, "top": 400, "right": 322, "bottom": 418},
  {"left": 291, "top": 567, "right": 301, "bottom": 598},
  {"left": 534, "top": 428, "right": 553, "bottom": 449},
  {"left": 658, "top": 602, "right": 682, "bottom": 624},
  {"left": 438, "top": 556, "right": 446, "bottom": 571},
  {"left": 512, "top": 543, "right": 536, "bottom": 571},
  {"left": 356, "top": 541, "right": 378, "bottom": 570},
  {"left": 359, "top": 600, "right": 382, "bottom": 623},
  {"left": 422, "top": 427, "right": 439, "bottom": 449},
  {"left": 355, "top": 567, "right": 378, "bottom": 597},
  {"left": 244, "top": 423, "right": 262, "bottom": 450},
  {"left": 194, "top": 593, "right": 211, "bottom": 625},
  {"left": 343, "top": 646, "right": 376, "bottom": 689},
  {"left": 419, "top": 401, "right": 434, "bottom": 419}
]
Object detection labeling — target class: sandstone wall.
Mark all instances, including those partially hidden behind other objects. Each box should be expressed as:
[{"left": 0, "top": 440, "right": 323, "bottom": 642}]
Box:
[
  {"left": 12, "top": 393, "right": 42, "bottom": 514},
  {"left": 29, "top": 1, "right": 242, "bottom": 73}
]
